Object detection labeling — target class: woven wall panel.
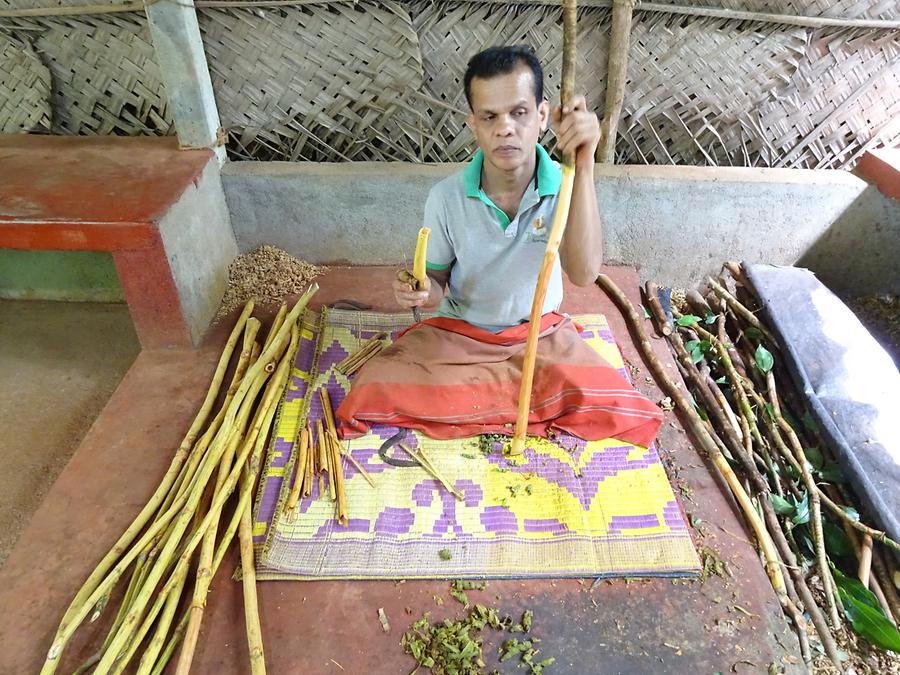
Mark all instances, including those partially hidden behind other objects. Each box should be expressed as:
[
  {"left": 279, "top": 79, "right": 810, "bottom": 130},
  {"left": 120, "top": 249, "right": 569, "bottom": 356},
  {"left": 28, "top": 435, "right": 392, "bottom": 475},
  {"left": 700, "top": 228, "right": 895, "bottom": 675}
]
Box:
[
  {"left": 761, "top": 26, "right": 900, "bottom": 169},
  {"left": 647, "top": 0, "right": 900, "bottom": 20},
  {"left": 0, "top": 33, "right": 50, "bottom": 132},
  {"left": 0, "top": 1, "right": 897, "bottom": 169},
  {"left": 0, "top": 14, "right": 173, "bottom": 135},
  {"left": 412, "top": 2, "right": 611, "bottom": 160},
  {"left": 619, "top": 15, "right": 809, "bottom": 165},
  {"left": 200, "top": 3, "right": 427, "bottom": 161}
]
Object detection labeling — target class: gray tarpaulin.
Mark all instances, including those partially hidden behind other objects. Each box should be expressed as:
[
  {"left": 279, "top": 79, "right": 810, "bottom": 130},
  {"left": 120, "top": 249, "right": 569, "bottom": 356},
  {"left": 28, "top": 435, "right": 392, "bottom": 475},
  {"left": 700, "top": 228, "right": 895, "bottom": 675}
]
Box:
[{"left": 745, "top": 264, "right": 900, "bottom": 542}]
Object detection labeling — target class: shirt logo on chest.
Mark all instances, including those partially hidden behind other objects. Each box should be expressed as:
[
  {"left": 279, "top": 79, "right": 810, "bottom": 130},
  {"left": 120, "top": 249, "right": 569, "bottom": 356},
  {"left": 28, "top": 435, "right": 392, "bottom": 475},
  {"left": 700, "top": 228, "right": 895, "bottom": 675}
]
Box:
[{"left": 527, "top": 215, "right": 549, "bottom": 243}]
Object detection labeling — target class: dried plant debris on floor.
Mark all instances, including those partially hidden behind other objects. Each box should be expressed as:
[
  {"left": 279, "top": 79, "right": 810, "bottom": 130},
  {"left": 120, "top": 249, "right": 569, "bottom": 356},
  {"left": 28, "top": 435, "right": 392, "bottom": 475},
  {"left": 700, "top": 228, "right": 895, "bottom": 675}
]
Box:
[
  {"left": 402, "top": 581, "right": 553, "bottom": 675},
  {"left": 218, "top": 245, "right": 327, "bottom": 318}
]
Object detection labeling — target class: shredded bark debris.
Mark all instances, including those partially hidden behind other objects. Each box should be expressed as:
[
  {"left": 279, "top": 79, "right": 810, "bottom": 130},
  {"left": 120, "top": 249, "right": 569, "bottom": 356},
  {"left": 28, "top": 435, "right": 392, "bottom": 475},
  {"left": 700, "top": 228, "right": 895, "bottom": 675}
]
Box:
[
  {"left": 401, "top": 585, "right": 552, "bottom": 675},
  {"left": 217, "top": 245, "right": 327, "bottom": 317}
]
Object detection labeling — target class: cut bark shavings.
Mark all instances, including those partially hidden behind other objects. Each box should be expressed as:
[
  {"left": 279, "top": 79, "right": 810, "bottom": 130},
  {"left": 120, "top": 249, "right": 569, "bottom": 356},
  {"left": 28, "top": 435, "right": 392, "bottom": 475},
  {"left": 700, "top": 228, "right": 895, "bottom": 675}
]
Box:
[
  {"left": 217, "top": 245, "right": 327, "bottom": 318},
  {"left": 402, "top": 582, "right": 551, "bottom": 675},
  {"left": 378, "top": 607, "right": 391, "bottom": 634}
]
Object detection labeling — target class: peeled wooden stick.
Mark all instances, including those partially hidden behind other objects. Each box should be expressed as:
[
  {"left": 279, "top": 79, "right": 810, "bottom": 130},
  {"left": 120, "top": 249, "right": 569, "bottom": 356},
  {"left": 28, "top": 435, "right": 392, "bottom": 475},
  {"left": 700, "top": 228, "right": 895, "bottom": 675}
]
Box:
[
  {"left": 317, "top": 419, "right": 328, "bottom": 495},
  {"left": 399, "top": 443, "right": 463, "bottom": 501},
  {"left": 510, "top": 0, "right": 578, "bottom": 456},
  {"left": 47, "top": 302, "right": 255, "bottom": 658},
  {"left": 336, "top": 332, "right": 387, "bottom": 375},
  {"left": 304, "top": 425, "right": 315, "bottom": 497},
  {"left": 860, "top": 534, "right": 874, "bottom": 588},
  {"left": 78, "top": 291, "right": 312, "bottom": 674},
  {"left": 329, "top": 434, "right": 349, "bottom": 526},
  {"left": 284, "top": 424, "right": 310, "bottom": 522},
  {"left": 341, "top": 446, "right": 376, "bottom": 488}
]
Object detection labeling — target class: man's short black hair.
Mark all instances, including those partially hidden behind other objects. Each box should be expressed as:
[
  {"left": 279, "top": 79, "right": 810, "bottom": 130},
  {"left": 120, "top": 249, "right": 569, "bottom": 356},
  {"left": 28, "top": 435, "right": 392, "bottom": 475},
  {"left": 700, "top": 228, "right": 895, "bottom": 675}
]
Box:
[{"left": 463, "top": 45, "right": 544, "bottom": 109}]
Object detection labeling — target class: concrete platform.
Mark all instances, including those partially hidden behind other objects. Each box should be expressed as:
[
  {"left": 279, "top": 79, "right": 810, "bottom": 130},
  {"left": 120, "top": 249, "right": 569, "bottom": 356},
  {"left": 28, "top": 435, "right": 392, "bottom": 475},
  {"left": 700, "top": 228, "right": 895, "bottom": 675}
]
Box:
[{"left": 0, "top": 266, "right": 801, "bottom": 674}]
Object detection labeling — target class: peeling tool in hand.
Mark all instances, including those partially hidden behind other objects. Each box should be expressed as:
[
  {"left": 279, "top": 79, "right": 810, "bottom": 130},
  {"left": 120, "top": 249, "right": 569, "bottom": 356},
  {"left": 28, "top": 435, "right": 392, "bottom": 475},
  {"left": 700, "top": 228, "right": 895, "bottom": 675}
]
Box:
[{"left": 410, "top": 226, "right": 430, "bottom": 323}]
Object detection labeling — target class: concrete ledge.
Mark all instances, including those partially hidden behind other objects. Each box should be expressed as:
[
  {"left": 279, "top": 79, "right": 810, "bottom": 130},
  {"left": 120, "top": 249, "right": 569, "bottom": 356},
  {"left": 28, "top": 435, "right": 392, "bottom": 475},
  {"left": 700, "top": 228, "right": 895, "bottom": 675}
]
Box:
[
  {"left": 222, "top": 160, "right": 894, "bottom": 294},
  {"left": 0, "top": 136, "right": 236, "bottom": 349}
]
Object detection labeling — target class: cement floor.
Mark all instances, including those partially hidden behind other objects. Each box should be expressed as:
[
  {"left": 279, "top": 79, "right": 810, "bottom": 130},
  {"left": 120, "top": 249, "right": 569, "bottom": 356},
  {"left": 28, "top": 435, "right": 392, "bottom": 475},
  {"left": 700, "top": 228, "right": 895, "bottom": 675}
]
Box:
[
  {"left": 0, "top": 300, "right": 139, "bottom": 566},
  {"left": 0, "top": 267, "right": 803, "bottom": 674}
]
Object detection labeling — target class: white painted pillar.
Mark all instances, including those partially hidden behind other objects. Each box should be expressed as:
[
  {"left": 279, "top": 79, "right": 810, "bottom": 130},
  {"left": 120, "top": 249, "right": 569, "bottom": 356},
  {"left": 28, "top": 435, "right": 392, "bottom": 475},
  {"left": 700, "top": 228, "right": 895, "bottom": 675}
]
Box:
[{"left": 145, "top": 0, "right": 225, "bottom": 162}]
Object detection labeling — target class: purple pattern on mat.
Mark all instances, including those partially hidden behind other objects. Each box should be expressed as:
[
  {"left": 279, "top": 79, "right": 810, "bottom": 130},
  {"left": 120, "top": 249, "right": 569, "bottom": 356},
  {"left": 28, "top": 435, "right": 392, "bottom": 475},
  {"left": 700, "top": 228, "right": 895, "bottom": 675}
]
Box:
[
  {"left": 608, "top": 513, "right": 660, "bottom": 534},
  {"left": 320, "top": 341, "right": 350, "bottom": 369},
  {"left": 481, "top": 505, "right": 519, "bottom": 533},
  {"left": 375, "top": 507, "right": 415, "bottom": 535},
  {"left": 315, "top": 517, "right": 371, "bottom": 536},
  {"left": 523, "top": 518, "right": 570, "bottom": 535},
  {"left": 662, "top": 500, "right": 688, "bottom": 530},
  {"left": 272, "top": 437, "right": 293, "bottom": 467}
]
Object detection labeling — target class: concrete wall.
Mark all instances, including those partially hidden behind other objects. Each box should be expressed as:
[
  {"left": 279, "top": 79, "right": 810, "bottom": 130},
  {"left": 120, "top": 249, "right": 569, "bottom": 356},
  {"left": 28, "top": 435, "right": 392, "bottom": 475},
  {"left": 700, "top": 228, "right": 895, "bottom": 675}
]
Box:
[
  {"left": 158, "top": 158, "right": 238, "bottom": 344},
  {"left": 0, "top": 249, "right": 124, "bottom": 302},
  {"left": 222, "top": 161, "right": 898, "bottom": 294}
]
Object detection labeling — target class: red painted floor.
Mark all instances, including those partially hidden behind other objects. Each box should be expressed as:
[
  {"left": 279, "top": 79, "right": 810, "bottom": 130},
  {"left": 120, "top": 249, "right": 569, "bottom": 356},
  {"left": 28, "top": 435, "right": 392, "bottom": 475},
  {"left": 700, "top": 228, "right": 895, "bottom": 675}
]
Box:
[{"left": 0, "top": 266, "right": 801, "bottom": 674}]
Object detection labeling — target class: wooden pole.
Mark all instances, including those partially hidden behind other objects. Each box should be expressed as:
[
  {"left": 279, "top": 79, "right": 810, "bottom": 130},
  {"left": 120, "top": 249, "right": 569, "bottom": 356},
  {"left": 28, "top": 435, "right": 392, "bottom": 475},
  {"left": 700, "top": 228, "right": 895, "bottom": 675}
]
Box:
[
  {"left": 597, "top": 0, "right": 636, "bottom": 163},
  {"left": 510, "top": 0, "right": 578, "bottom": 456}
]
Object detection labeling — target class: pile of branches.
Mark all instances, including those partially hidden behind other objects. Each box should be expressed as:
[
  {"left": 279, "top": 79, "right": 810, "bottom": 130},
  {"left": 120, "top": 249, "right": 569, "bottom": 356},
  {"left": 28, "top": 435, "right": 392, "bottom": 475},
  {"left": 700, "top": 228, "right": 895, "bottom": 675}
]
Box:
[
  {"left": 40, "top": 285, "right": 318, "bottom": 675},
  {"left": 598, "top": 265, "right": 900, "bottom": 672}
]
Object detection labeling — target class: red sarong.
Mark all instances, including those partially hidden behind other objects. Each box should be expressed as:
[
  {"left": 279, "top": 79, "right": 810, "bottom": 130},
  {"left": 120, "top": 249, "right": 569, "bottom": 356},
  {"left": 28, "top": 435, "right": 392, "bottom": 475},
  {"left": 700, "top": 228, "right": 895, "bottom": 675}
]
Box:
[{"left": 335, "top": 314, "right": 663, "bottom": 447}]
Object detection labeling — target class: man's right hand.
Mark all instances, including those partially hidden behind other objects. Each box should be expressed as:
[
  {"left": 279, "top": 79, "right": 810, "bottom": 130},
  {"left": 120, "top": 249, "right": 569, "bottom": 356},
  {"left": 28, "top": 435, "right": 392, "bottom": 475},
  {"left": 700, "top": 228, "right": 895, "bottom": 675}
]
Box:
[{"left": 393, "top": 270, "right": 431, "bottom": 310}]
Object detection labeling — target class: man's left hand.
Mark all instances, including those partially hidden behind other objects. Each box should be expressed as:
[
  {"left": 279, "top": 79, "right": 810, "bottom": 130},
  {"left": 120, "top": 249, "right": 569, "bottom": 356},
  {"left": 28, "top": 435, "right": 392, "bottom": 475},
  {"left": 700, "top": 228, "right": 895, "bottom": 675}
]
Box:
[{"left": 552, "top": 95, "right": 601, "bottom": 169}]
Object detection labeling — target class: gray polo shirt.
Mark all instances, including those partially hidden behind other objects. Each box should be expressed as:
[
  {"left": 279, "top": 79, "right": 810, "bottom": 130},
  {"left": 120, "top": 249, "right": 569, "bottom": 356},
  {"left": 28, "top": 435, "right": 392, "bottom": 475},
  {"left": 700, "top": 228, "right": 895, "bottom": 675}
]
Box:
[{"left": 425, "top": 145, "right": 563, "bottom": 332}]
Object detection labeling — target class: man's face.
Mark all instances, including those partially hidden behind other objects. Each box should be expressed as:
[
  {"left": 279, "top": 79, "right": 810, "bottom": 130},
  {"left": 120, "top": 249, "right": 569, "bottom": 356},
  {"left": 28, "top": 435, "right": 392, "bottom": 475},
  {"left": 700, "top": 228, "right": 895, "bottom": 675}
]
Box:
[{"left": 466, "top": 66, "right": 549, "bottom": 173}]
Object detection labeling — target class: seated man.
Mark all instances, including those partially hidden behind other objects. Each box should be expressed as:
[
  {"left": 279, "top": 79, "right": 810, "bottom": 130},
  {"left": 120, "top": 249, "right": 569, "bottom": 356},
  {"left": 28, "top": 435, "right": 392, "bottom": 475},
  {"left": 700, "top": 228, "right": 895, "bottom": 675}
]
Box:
[{"left": 336, "top": 45, "right": 662, "bottom": 447}]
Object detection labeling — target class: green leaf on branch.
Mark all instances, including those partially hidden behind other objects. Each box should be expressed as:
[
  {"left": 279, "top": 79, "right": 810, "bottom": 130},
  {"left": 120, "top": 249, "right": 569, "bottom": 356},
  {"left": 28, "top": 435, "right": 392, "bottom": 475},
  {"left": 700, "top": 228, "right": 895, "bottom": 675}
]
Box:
[
  {"left": 822, "top": 521, "right": 855, "bottom": 559},
  {"left": 677, "top": 314, "right": 701, "bottom": 327},
  {"left": 771, "top": 494, "right": 794, "bottom": 516},
  {"left": 704, "top": 312, "right": 718, "bottom": 324},
  {"left": 791, "top": 493, "right": 810, "bottom": 525},
  {"left": 765, "top": 403, "right": 776, "bottom": 423},
  {"left": 642, "top": 304, "right": 651, "bottom": 319},
  {"left": 746, "top": 326, "right": 764, "bottom": 340},
  {"left": 833, "top": 566, "right": 900, "bottom": 652},
  {"left": 714, "top": 376, "right": 727, "bottom": 385},
  {"left": 755, "top": 344, "right": 774, "bottom": 373}
]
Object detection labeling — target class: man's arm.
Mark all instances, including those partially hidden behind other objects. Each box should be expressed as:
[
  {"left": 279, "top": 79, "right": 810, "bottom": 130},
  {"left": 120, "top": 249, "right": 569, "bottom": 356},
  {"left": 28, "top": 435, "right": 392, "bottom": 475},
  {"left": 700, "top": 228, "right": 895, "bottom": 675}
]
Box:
[
  {"left": 552, "top": 95, "right": 604, "bottom": 287},
  {"left": 393, "top": 268, "right": 450, "bottom": 310}
]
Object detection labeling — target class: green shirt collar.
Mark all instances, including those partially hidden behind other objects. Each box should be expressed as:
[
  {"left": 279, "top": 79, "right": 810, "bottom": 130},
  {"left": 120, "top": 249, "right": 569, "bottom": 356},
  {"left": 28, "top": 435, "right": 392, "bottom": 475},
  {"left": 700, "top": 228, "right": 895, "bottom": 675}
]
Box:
[{"left": 463, "top": 145, "right": 561, "bottom": 199}]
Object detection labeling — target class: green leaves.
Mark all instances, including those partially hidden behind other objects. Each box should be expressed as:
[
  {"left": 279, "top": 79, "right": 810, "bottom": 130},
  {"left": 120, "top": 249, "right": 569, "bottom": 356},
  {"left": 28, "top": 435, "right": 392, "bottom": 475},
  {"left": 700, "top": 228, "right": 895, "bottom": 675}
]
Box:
[
  {"left": 403, "top": 585, "right": 554, "bottom": 675},
  {"left": 677, "top": 314, "right": 701, "bottom": 327},
  {"left": 833, "top": 566, "right": 900, "bottom": 652},
  {"left": 770, "top": 492, "right": 809, "bottom": 524},
  {"left": 792, "top": 493, "right": 810, "bottom": 525},
  {"left": 822, "top": 521, "right": 854, "bottom": 559},
  {"left": 803, "top": 446, "right": 824, "bottom": 471},
  {"left": 685, "top": 339, "right": 712, "bottom": 364},
  {"left": 704, "top": 312, "right": 718, "bottom": 325},
  {"left": 771, "top": 494, "right": 794, "bottom": 516},
  {"left": 754, "top": 344, "right": 774, "bottom": 373}
]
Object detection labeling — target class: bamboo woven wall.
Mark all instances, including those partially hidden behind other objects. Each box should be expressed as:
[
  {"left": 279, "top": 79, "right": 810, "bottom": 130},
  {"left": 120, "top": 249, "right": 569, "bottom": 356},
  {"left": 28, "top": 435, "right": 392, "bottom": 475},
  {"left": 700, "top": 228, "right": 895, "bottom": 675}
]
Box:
[{"left": 0, "top": 1, "right": 898, "bottom": 169}]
